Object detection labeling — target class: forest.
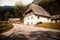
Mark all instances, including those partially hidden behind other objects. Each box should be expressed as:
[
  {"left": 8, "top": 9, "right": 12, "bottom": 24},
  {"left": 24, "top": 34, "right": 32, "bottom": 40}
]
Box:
[{"left": 0, "top": 0, "right": 60, "bottom": 21}]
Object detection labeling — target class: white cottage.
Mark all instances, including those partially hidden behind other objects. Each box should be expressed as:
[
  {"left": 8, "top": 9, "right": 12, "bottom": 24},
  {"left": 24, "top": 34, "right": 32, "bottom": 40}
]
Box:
[{"left": 24, "top": 4, "right": 51, "bottom": 25}]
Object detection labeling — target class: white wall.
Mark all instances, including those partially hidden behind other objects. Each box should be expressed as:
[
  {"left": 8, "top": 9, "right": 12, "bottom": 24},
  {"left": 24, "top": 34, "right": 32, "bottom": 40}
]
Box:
[
  {"left": 24, "top": 14, "right": 37, "bottom": 25},
  {"left": 24, "top": 14, "right": 51, "bottom": 25},
  {"left": 37, "top": 16, "right": 51, "bottom": 23}
]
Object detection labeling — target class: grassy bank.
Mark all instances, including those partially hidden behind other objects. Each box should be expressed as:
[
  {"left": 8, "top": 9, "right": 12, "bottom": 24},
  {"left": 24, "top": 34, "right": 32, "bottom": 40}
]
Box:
[
  {"left": 0, "top": 21, "right": 13, "bottom": 33},
  {"left": 36, "top": 22, "right": 60, "bottom": 30}
]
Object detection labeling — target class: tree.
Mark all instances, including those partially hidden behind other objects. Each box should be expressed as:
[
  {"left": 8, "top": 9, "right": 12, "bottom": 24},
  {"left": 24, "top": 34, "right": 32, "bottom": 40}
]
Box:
[
  {"left": 32, "top": 0, "right": 53, "bottom": 5},
  {"left": 4, "top": 12, "right": 13, "bottom": 20},
  {"left": 38, "top": 0, "right": 60, "bottom": 15},
  {"left": 14, "top": 4, "right": 28, "bottom": 19}
]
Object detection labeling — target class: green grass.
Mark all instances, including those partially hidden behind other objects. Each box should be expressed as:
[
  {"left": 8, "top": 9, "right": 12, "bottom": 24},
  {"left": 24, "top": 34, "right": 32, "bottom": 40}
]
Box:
[
  {"left": 36, "top": 22, "right": 60, "bottom": 30},
  {"left": 0, "top": 21, "right": 13, "bottom": 33}
]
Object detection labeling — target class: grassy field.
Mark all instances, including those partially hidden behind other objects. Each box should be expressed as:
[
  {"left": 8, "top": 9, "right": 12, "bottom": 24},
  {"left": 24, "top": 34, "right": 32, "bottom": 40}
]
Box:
[
  {"left": 36, "top": 22, "right": 60, "bottom": 30},
  {"left": 0, "top": 21, "right": 13, "bottom": 33}
]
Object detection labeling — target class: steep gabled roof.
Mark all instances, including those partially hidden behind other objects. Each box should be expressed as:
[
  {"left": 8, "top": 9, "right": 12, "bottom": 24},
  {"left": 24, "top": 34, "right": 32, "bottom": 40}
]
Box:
[{"left": 25, "top": 4, "right": 51, "bottom": 17}]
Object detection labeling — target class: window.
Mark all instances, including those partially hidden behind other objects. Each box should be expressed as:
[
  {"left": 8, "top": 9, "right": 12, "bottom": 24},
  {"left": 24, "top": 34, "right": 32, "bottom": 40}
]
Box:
[
  {"left": 47, "top": 18, "right": 49, "bottom": 20},
  {"left": 28, "top": 17, "right": 29, "bottom": 20},
  {"left": 27, "top": 22, "right": 29, "bottom": 25},
  {"left": 31, "top": 16, "right": 33, "bottom": 19},
  {"left": 38, "top": 16, "right": 39, "bottom": 19},
  {"left": 31, "top": 22, "right": 33, "bottom": 24}
]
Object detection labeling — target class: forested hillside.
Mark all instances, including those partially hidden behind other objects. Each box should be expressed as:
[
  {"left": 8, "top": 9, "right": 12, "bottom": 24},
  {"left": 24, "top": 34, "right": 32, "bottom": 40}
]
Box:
[
  {"left": 0, "top": 0, "right": 60, "bottom": 21},
  {"left": 0, "top": 6, "right": 14, "bottom": 21},
  {"left": 0, "top": 5, "right": 28, "bottom": 21},
  {"left": 38, "top": 0, "right": 60, "bottom": 15}
]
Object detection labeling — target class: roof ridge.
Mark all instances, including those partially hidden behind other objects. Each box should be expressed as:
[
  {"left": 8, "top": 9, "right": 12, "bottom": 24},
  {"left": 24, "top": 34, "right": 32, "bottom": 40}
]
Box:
[{"left": 25, "top": 4, "right": 51, "bottom": 17}]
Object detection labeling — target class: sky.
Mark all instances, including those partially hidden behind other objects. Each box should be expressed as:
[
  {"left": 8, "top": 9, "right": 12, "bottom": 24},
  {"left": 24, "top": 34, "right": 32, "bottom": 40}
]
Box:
[{"left": 0, "top": 0, "right": 34, "bottom": 6}]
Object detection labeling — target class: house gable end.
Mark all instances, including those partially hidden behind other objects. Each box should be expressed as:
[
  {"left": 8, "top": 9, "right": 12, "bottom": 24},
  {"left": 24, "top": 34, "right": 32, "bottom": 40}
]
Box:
[
  {"left": 26, "top": 4, "right": 51, "bottom": 17},
  {"left": 25, "top": 9, "right": 32, "bottom": 15}
]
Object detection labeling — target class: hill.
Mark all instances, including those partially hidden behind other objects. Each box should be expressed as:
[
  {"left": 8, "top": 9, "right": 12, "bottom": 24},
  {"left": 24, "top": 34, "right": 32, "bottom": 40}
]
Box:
[{"left": 0, "top": 6, "right": 14, "bottom": 14}]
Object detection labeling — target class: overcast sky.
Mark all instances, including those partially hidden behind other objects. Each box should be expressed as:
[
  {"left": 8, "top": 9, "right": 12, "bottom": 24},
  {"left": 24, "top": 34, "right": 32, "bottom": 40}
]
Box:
[{"left": 0, "top": 0, "right": 34, "bottom": 6}]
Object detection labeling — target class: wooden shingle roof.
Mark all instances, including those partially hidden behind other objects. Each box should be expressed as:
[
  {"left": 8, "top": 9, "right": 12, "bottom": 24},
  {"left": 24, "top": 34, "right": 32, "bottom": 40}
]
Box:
[
  {"left": 51, "top": 15, "right": 60, "bottom": 19},
  {"left": 25, "top": 4, "right": 51, "bottom": 17}
]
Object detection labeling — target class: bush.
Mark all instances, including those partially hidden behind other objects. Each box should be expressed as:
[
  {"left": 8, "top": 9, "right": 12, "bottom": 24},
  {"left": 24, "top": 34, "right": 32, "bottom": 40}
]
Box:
[
  {"left": 0, "top": 21, "right": 8, "bottom": 25},
  {"left": 0, "top": 21, "right": 13, "bottom": 33},
  {"left": 36, "top": 22, "right": 42, "bottom": 25}
]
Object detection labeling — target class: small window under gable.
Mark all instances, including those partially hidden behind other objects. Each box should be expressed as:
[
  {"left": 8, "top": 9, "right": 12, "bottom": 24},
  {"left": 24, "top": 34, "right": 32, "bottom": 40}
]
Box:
[
  {"left": 31, "top": 22, "right": 33, "bottom": 24},
  {"left": 47, "top": 18, "right": 49, "bottom": 20},
  {"left": 38, "top": 16, "right": 40, "bottom": 19},
  {"left": 31, "top": 16, "right": 33, "bottom": 19}
]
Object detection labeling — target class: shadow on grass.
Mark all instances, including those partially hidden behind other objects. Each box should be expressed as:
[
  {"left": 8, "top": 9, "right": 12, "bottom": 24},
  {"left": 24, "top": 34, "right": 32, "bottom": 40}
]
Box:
[{"left": 0, "top": 31, "right": 60, "bottom": 40}]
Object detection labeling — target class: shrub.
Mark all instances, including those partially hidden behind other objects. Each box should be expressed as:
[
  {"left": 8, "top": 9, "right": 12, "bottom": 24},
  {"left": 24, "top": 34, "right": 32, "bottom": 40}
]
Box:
[
  {"left": 0, "top": 21, "right": 13, "bottom": 33},
  {"left": 36, "top": 22, "right": 42, "bottom": 25},
  {"left": 0, "top": 21, "right": 8, "bottom": 25}
]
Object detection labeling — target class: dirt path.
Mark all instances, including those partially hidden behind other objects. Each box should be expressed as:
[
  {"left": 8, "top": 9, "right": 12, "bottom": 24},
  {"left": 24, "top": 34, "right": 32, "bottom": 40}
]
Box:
[
  {"left": 13, "top": 23, "right": 60, "bottom": 32},
  {"left": 0, "top": 23, "right": 60, "bottom": 40}
]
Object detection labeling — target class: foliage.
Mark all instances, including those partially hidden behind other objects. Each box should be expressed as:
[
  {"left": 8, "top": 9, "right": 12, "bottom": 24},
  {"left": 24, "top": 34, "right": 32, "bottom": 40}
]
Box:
[
  {"left": 0, "top": 5, "right": 28, "bottom": 21},
  {"left": 36, "top": 22, "right": 42, "bottom": 24},
  {"left": 0, "top": 6, "right": 14, "bottom": 21},
  {"left": 38, "top": 0, "right": 60, "bottom": 15},
  {"left": 0, "top": 21, "right": 7, "bottom": 25},
  {"left": 0, "top": 21, "right": 13, "bottom": 33},
  {"left": 4, "top": 12, "right": 13, "bottom": 21},
  {"left": 14, "top": 5, "right": 28, "bottom": 19},
  {"left": 32, "top": 0, "right": 54, "bottom": 5},
  {"left": 0, "top": 0, "right": 60, "bottom": 21}
]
